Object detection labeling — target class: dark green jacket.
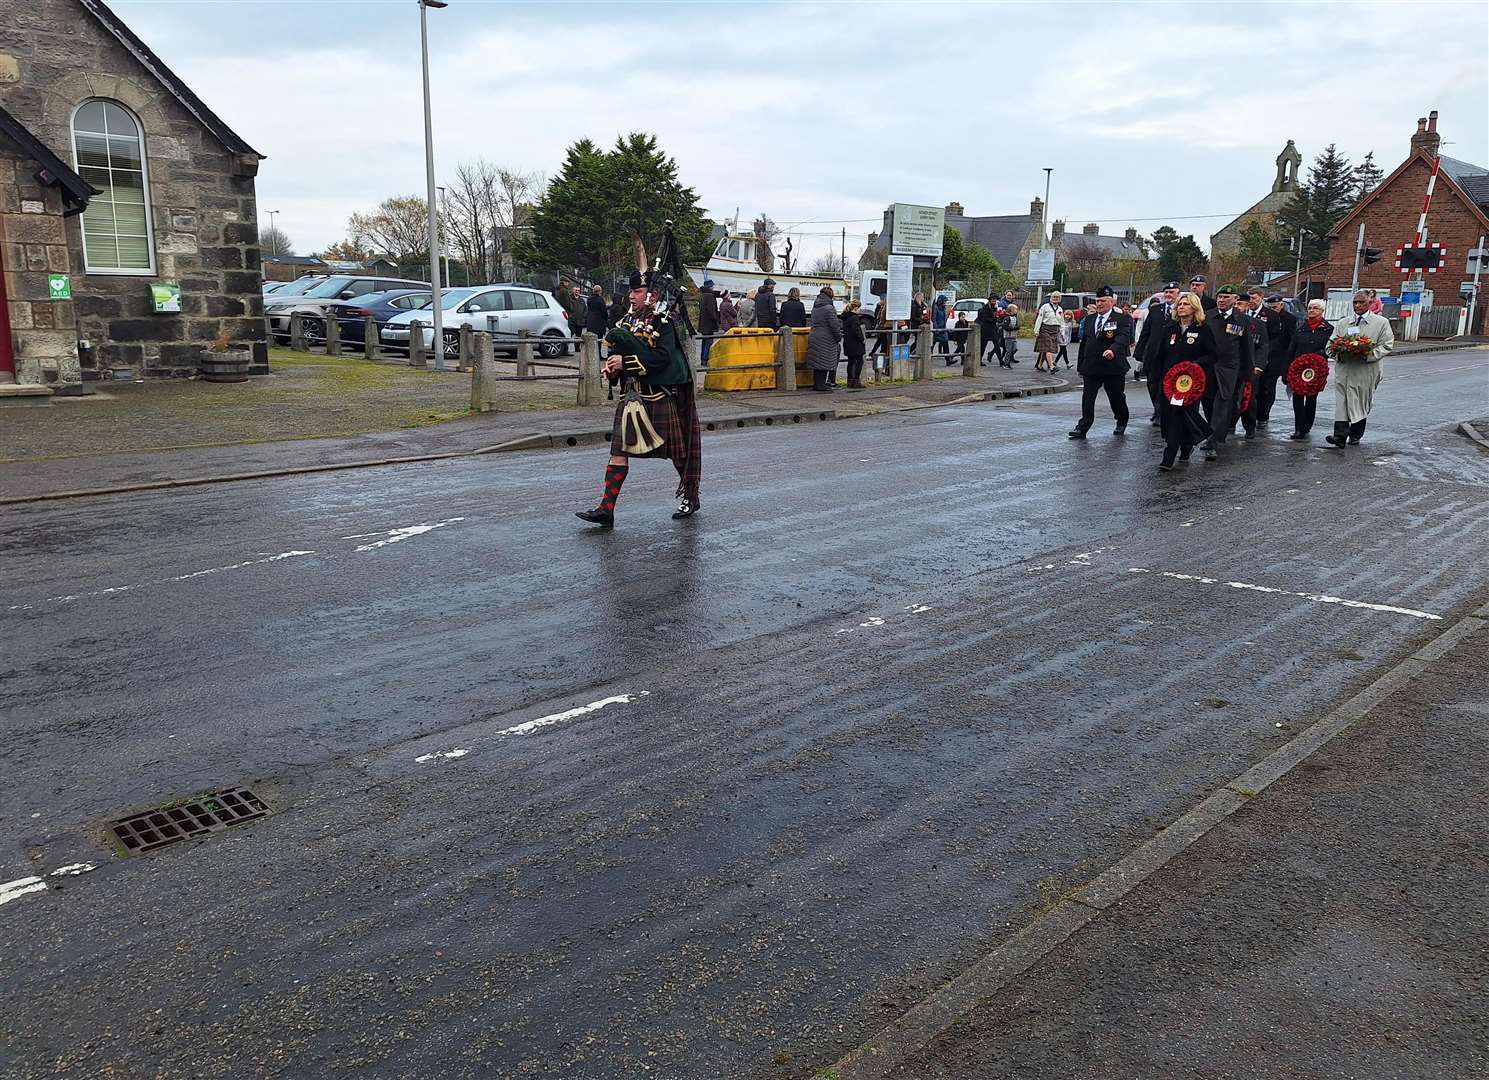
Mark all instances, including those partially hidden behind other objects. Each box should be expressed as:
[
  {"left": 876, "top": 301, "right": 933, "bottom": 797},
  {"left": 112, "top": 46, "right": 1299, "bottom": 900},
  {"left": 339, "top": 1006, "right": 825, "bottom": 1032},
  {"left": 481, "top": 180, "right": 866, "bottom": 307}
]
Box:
[{"left": 606, "top": 313, "right": 692, "bottom": 387}]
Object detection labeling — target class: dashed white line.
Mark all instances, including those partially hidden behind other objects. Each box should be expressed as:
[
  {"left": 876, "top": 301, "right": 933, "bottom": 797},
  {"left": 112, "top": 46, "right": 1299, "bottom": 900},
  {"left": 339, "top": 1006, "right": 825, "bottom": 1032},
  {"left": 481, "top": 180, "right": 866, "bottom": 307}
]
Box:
[
  {"left": 7, "top": 551, "right": 316, "bottom": 611},
  {"left": 1128, "top": 568, "right": 1442, "bottom": 621},
  {"left": 344, "top": 518, "right": 465, "bottom": 553},
  {"left": 413, "top": 748, "right": 470, "bottom": 763},
  {"left": 413, "top": 692, "right": 651, "bottom": 761},
  {"left": 0, "top": 877, "right": 47, "bottom": 907}
]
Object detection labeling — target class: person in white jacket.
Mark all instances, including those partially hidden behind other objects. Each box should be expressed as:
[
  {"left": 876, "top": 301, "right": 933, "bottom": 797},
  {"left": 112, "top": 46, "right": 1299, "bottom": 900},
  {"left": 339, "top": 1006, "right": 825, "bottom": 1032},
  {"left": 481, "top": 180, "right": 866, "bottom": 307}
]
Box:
[
  {"left": 1324, "top": 289, "right": 1394, "bottom": 449},
  {"left": 1034, "top": 291, "right": 1065, "bottom": 372}
]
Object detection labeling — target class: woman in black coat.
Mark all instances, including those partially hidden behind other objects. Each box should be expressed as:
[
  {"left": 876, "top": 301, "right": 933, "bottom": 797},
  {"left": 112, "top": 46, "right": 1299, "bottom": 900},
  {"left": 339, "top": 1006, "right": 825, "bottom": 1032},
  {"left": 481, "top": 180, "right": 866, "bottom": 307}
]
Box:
[
  {"left": 1153, "top": 292, "right": 1217, "bottom": 471},
  {"left": 1288, "top": 298, "right": 1332, "bottom": 439},
  {"left": 975, "top": 298, "right": 1002, "bottom": 364},
  {"left": 841, "top": 299, "right": 867, "bottom": 388}
]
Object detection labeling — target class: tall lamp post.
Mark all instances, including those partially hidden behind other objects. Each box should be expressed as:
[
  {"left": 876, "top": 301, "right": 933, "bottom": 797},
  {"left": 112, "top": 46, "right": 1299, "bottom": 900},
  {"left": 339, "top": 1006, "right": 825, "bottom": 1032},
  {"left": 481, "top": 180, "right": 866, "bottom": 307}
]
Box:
[
  {"left": 1036, "top": 167, "right": 1052, "bottom": 308},
  {"left": 267, "top": 209, "right": 280, "bottom": 257},
  {"left": 436, "top": 184, "right": 450, "bottom": 287},
  {"left": 419, "top": 0, "right": 447, "bottom": 368}
]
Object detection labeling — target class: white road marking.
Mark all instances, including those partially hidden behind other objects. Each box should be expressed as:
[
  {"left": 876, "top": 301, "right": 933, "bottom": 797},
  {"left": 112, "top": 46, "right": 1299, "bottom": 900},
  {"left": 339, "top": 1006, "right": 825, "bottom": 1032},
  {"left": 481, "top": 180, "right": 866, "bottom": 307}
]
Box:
[
  {"left": 48, "top": 863, "right": 96, "bottom": 877},
  {"left": 1128, "top": 568, "right": 1442, "bottom": 621},
  {"left": 344, "top": 518, "right": 464, "bottom": 553},
  {"left": 7, "top": 551, "right": 316, "bottom": 611},
  {"left": 414, "top": 748, "right": 470, "bottom": 763},
  {"left": 0, "top": 877, "right": 46, "bottom": 907},
  {"left": 905, "top": 604, "right": 933, "bottom": 614},
  {"left": 413, "top": 692, "right": 650, "bottom": 760}
]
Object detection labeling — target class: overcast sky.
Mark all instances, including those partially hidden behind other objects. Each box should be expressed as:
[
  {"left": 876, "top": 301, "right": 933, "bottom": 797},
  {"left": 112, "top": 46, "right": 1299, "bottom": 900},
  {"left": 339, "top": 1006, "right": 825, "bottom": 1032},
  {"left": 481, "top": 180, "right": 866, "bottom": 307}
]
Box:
[{"left": 116, "top": 0, "right": 1489, "bottom": 263}]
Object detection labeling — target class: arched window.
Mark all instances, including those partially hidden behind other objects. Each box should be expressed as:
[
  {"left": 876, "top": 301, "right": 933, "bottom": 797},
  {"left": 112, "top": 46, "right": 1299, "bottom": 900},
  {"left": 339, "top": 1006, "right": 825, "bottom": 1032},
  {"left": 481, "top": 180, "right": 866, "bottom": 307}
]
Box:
[{"left": 71, "top": 100, "right": 155, "bottom": 274}]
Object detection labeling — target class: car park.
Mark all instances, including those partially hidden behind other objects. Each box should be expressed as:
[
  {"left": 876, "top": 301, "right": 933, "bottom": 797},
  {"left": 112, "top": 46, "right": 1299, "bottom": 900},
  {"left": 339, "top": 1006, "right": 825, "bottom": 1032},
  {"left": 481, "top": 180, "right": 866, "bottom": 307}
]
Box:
[
  {"left": 332, "top": 288, "right": 432, "bottom": 344},
  {"left": 264, "top": 274, "right": 429, "bottom": 344},
  {"left": 381, "top": 284, "right": 571, "bottom": 360}
]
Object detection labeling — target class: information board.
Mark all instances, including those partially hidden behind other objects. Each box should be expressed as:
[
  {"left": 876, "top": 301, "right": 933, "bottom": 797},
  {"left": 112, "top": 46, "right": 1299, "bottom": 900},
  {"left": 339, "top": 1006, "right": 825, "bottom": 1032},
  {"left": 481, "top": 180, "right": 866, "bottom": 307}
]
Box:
[
  {"left": 886, "top": 254, "right": 914, "bottom": 321},
  {"left": 891, "top": 203, "right": 945, "bottom": 258},
  {"left": 1025, "top": 248, "right": 1056, "bottom": 286}
]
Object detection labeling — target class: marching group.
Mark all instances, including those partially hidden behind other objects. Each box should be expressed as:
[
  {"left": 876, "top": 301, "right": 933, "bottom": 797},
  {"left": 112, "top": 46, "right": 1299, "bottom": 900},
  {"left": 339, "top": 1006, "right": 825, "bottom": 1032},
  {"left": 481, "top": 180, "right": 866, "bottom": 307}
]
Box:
[{"left": 1063, "top": 276, "right": 1395, "bottom": 472}]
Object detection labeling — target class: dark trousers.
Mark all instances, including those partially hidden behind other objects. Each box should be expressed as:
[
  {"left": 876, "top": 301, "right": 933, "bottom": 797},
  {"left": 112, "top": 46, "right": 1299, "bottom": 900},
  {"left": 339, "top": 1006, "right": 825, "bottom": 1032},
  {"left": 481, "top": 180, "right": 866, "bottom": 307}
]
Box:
[
  {"left": 1293, "top": 393, "right": 1318, "bottom": 433},
  {"left": 812, "top": 368, "right": 831, "bottom": 391},
  {"left": 1056, "top": 344, "right": 1070, "bottom": 366},
  {"left": 1336, "top": 417, "right": 1367, "bottom": 440},
  {"left": 1076, "top": 372, "right": 1129, "bottom": 432},
  {"left": 699, "top": 335, "right": 713, "bottom": 366},
  {"left": 1256, "top": 368, "right": 1281, "bottom": 421},
  {"left": 846, "top": 356, "right": 864, "bottom": 386}
]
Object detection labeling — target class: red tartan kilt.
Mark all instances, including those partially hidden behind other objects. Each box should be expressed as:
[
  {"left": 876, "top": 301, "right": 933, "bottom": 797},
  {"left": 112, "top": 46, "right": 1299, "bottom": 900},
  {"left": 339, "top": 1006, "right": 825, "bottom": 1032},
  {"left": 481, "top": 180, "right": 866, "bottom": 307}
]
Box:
[{"left": 611, "top": 388, "right": 685, "bottom": 459}]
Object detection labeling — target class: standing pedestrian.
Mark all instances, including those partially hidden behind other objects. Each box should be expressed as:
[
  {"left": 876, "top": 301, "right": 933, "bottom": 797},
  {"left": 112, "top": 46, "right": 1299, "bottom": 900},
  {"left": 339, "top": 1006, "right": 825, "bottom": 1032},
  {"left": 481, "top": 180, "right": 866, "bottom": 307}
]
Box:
[
  {"left": 779, "top": 286, "right": 808, "bottom": 329},
  {"left": 1002, "top": 304, "right": 1021, "bottom": 366},
  {"left": 868, "top": 297, "right": 889, "bottom": 364},
  {"left": 1137, "top": 282, "right": 1180, "bottom": 423},
  {"left": 806, "top": 285, "right": 843, "bottom": 392},
  {"left": 718, "top": 290, "right": 739, "bottom": 333},
  {"left": 697, "top": 278, "right": 720, "bottom": 366},
  {"left": 1367, "top": 288, "right": 1383, "bottom": 315},
  {"left": 755, "top": 278, "right": 779, "bottom": 330},
  {"left": 1256, "top": 292, "right": 1295, "bottom": 426},
  {"left": 737, "top": 288, "right": 757, "bottom": 329},
  {"left": 952, "top": 310, "right": 971, "bottom": 359},
  {"left": 1232, "top": 290, "right": 1269, "bottom": 439},
  {"left": 976, "top": 294, "right": 1003, "bottom": 365},
  {"left": 1324, "top": 289, "right": 1395, "bottom": 449},
  {"left": 1287, "top": 298, "right": 1330, "bottom": 440},
  {"left": 576, "top": 270, "right": 701, "bottom": 527},
  {"left": 1189, "top": 274, "right": 1218, "bottom": 314},
  {"left": 1200, "top": 285, "right": 1253, "bottom": 461},
  {"left": 585, "top": 284, "right": 611, "bottom": 337},
  {"left": 841, "top": 299, "right": 867, "bottom": 387},
  {"left": 1056, "top": 309, "right": 1074, "bottom": 369},
  {"left": 1034, "top": 290, "right": 1064, "bottom": 372},
  {"left": 1067, "top": 286, "right": 1132, "bottom": 439},
  {"left": 907, "top": 291, "right": 927, "bottom": 355},
  {"left": 1152, "top": 292, "right": 1215, "bottom": 470},
  {"left": 931, "top": 293, "right": 952, "bottom": 363}
]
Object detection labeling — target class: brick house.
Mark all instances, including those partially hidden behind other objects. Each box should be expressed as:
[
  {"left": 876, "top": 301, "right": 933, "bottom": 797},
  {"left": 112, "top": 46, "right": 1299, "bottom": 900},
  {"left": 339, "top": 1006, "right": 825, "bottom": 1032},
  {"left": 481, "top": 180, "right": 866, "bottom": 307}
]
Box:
[
  {"left": 0, "top": 0, "right": 266, "bottom": 398},
  {"left": 1286, "top": 111, "right": 1489, "bottom": 332}
]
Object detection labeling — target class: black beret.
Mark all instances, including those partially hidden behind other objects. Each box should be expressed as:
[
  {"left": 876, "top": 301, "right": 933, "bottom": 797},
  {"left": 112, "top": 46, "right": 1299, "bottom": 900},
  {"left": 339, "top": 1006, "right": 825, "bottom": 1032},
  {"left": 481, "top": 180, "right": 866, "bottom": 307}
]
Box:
[
  {"left": 1190, "top": 274, "right": 1207, "bottom": 284},
  {"left": 1265, "top": 293, "right": 1283, "bottom": 303},
  {"left": 1163, "top": 281, "right": 1180, "bottom": 289},
  {"left": 1095, "top": 285, "right": 1115, "bottom": 298}
]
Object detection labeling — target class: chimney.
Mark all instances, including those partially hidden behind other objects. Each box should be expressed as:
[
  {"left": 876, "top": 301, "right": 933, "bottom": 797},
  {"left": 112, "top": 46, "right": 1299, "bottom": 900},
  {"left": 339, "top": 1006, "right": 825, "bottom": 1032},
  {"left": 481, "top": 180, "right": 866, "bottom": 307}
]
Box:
[
  {"left": 1051, "top": 220, "right": 1065, "bottom": 240},
  {"left": 1083, "top": 222, "right": 1100, "bottom": 235},
  {"left": 866, "top": 230, "right": 878, "bottom": 247},
  {"left": 945, "top": 201, "right": 964, "bottom": 217},
  {"left": 1124, "top": 227, "right": 1137, "bottom": 240},
  {"left": 1030, "top": 196, "right": 1043, "bottom": 218},
  {"left": 1411, "top": 110, "right": 1442, "bottom": 157}
]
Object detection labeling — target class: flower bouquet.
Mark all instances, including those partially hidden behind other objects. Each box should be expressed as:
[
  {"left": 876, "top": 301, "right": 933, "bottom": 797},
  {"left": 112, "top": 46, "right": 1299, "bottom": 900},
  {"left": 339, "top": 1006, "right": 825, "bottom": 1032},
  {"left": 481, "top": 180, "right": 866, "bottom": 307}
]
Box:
[{"left": 1327, "top": 333, "right": 1374, "bottom": 361}]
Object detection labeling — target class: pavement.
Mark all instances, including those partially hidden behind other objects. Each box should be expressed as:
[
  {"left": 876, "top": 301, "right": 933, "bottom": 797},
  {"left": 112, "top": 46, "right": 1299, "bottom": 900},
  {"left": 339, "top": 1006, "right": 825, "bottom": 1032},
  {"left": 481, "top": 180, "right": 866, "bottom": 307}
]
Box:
[
  {"left": 0, "top": 346, "right": 1485, "bottom": 1080},
  {"left": 0, "top": 359, "right": 1075, "bottom": 503}
]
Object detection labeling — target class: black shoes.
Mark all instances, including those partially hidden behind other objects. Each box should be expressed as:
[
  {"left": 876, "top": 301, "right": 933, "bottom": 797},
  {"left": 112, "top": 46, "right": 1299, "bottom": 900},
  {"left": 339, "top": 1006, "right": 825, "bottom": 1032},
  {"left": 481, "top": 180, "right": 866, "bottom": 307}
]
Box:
[
  {"left": 1179, "top": 446, "right": 1193, "bottom": 461},
  {"left": 1348, "top": 437, "right": 1362, "bottom": 445},
  {"left": 1067, "top": 429, "right": 1087, "bottom": 439},
  {"left": 1288, "top": 432, "right": 1307, "bottom": 440},
  {"left": 1324, "top": 434, "right": 1346, "bottom": 448},
  {"left": 1114, "top": 422, "right": 1128, "bottom": 435},
  {"left": 1204, "top": 448, "right": 1217, "bottom": 461},
  {"left": 575, "top": 508, "right": 614, "bottom": 527},
  {"left": 672, "top": 497, "right": 699, "bottom": 520}
]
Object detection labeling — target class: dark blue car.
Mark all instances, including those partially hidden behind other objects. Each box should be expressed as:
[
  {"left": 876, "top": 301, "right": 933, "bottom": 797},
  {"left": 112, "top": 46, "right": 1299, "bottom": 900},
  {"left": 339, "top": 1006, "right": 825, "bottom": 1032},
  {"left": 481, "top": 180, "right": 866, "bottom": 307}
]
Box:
[{"left": 334, "top": 289, "right": 433, "bottom": 344}]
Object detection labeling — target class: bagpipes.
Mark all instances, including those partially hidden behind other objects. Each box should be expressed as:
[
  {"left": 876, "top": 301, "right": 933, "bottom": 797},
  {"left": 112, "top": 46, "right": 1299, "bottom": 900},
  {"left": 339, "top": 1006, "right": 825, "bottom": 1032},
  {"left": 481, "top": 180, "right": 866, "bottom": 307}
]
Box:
[{"left": 610, "top": 221, "right": 691, "bottom": 455}]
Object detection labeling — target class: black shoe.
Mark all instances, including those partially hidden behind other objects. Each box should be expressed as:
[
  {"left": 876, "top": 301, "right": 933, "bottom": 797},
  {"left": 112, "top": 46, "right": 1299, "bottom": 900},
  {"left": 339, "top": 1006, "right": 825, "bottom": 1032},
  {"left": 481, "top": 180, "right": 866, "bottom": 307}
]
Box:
[
  {"left": 1324, "top": 434, "right": 1346, "bottom": 448},
  {"left": 1288, "top": 432, "right": 1307, "bottom": 440},
  {"left": 1158, "top": 461, "right": 1175, "bottom": 472},
  {"left": 1244, "top": 427, "right": 1256, "bottom": 439},
  {"left": 1179, "top": 446, "right": 1193, "bottom": 461},
  {"left": 1257, "top": 418, "right": 1270, "bottom": 428},
  {"left": 1114, "top": 422, "right": 1128, "bottom": 435},
  {"left": 1067, "top": 429, "right": 1087, "bottom": 439},
  {"left": 1347, "top": 437, "right": 1362, "bottom": 445},
  {"left": 672, "top": 497, "right": 699, "bottom": 519},
  {"left": 576, "top": 508, "right": 614, "bottom": 527},
  {"left": 1204, "top": 449, "right": 1217, "bottom": 462}
]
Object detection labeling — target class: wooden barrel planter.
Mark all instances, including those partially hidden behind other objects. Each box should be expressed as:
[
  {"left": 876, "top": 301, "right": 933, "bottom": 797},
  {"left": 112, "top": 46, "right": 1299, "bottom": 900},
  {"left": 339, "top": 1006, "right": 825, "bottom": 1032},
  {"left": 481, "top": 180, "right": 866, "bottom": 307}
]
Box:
[{"left": 199, "top": 348, "right": 251, "bottom": 383}]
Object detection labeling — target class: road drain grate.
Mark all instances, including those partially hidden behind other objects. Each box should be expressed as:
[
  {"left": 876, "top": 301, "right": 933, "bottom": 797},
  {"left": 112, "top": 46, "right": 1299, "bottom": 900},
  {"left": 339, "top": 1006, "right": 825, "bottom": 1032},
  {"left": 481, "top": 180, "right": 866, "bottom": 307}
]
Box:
[{"left": 111, "top": 787, "right": 270, "bottom": 855}]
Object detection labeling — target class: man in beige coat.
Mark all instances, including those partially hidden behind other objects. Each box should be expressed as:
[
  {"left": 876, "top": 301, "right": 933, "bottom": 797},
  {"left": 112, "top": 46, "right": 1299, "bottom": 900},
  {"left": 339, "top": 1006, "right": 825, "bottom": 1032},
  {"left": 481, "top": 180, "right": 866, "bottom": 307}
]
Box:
[{"left": 1325, "top": 289, "right": 1394, "bottom": 449}]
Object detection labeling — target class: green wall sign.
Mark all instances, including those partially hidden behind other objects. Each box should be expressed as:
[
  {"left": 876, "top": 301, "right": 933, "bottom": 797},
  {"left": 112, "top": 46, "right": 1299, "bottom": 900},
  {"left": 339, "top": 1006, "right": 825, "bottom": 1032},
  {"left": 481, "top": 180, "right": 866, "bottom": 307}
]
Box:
[{"left": 47, "top": 273, "right": 71, "bottom": 300}]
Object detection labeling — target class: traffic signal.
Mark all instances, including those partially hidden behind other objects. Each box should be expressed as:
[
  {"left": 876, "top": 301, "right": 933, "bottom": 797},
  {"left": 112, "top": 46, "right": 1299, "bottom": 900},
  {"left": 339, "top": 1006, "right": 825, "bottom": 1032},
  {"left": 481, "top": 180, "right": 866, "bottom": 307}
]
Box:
[
  {"left": 1362, "top": 246, "right": 1383, "bottom": 265},
  {"left": 1399, "top": 246, "right": 1443, "bottom": 270}
]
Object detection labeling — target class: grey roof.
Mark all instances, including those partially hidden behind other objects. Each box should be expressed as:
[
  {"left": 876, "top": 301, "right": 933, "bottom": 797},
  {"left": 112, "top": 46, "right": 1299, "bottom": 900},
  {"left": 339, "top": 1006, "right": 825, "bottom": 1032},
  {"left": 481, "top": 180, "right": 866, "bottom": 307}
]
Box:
[
  {"left": 0, "top": 103, "right": 97, "bottom": 215},
  {"left": 1456, "top": 174, "right": 1489, "bottom": 208},
  {"left": 1439, "top": 154, "right": 1488, "bottom": 182},
  {"left": 1054, "top": 232, "right": 1152, "bottom": 261},
  {"left": 78, "top": 0, "right": 263, "bottom": 159},
  {"left": 871, "top": 210, "right": 1037, "bottom": 270},
  {"left": 264, "top": 255, "right": 327, "bottom": 266}
]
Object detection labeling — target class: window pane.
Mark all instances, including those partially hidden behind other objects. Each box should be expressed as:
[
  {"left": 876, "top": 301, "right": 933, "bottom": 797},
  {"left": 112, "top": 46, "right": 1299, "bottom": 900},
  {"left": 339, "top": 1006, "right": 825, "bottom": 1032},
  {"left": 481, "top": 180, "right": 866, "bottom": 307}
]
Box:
[
  {"left": 102, "top": 102, "right": 138, "bottom": 138},
  {"left": 113, "top": 199, "right": 147, "bottom": 235},
  {"left": 74, "top": 100, "right": 107, "bottom": 133},
  {"left": 116, "top": 233, "right": 152, "bottom": 269},
  {"left": 76, "top": 132, "right": 110, "bottom": 169},
  {"left": 79, "top": 164, "right": 112, "bottom": 191},
  {"left": 82, "top": 206, "right": 120, "bottom": 267},
  {"left": 107, "top": 134, "right": 142, "bottom": 170}
]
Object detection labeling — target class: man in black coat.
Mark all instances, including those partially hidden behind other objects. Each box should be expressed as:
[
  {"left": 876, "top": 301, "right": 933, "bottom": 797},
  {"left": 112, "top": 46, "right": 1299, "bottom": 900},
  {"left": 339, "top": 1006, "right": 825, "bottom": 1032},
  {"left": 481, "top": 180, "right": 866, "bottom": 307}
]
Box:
[
  {"left": 697, "top": 278, "right": 720, "bottom": 365},
  {"left": 1068, "top": 285, "right": 1133, "bottom": 439},
  {"left": 1137, "top": 281, "right": 1180, "bottom": 423},
  {"left": 1232, "top": 290, "right": 1269, "bottom": 438},
  {"left": 755, "top": 279, "right": 779, "bottom": 329},
  {"left": 1255, "top": 292, "right": 1296, "bottom": 426},
  {"left": 976, "top": 296, "right": 1003, "bottom": 364},
  {"left": 1201, "top": 284, "right": 1254, "bottom": 460},
  {"left": 1190, "top": 274, "right": 1218, "bottom": 314}
]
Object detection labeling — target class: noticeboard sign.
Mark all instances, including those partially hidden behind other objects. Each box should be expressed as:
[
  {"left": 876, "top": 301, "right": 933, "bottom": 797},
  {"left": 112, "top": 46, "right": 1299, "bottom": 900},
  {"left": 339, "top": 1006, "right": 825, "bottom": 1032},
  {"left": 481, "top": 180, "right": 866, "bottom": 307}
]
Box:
[
  {"left": 886, "top": 254, "right": 914, "bottom": 321},
  {"left": 891, "top": 203, "right": 945, "bottom": 258},
  {"left": 1025, "top": 248, "right": 1056, "bottom": 286}
]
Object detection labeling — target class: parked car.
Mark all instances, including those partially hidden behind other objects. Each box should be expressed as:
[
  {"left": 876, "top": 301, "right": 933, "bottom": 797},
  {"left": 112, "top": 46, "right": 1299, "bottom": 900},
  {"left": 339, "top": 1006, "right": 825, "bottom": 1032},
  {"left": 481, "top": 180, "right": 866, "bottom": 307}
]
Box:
[
  {"left": 381, "top": 284, "right": 571, "bottom": 360},
  {"left": 265, "top": 274, "right": 429, "bottom": 344},
  {"left": 332, "top": 288, "right": 432, "bottom": 343},
  {"left": 262, "top": 281, "right": 287, "bottom": 296}
]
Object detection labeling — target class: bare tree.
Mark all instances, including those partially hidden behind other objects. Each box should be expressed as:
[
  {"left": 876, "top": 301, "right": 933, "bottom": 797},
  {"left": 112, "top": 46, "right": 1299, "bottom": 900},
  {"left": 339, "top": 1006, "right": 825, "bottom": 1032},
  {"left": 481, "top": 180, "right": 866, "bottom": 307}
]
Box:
[
  {"left": 752, "top": 215, "right": 779, "bottom": 273},
  {"left": 347, "top": 196, "right": 431, "bottom": 263},
  {"left": 443, "top": 160, "right": 545, "bottom": 283},
  {"left": 260, "top": 225, "right": 294, "bottom": 257},
  {"left": 806, "top": 253, "right": 850, "bottom": 277}
]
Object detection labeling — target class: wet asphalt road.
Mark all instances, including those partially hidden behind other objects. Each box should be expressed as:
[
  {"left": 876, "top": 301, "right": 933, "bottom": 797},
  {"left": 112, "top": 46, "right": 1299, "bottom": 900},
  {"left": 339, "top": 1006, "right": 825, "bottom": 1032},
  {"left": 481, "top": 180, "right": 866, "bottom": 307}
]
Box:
[{"left": 1, "top": 348, "right": 1486, "bottom": 1079}]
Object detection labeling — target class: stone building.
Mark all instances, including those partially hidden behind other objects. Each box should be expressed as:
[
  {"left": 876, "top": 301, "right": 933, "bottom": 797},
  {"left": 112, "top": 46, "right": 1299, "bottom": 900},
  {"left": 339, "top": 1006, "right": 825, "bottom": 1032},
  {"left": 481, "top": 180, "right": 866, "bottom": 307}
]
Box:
[
  {"left": 0, "top": 0, "right": 266, "bottom": 396},
  {"left": 1210, "top": 140, "right": 1303, "bottom": 257},
  {"left": 1288, "top": 111, "right": 1488, "bottom": 332}
]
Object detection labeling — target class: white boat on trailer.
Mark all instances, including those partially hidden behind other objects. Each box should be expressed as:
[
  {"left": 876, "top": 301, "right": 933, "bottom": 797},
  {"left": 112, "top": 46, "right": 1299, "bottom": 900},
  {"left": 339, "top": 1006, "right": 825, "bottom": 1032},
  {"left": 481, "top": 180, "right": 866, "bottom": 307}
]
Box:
[{"left": 685, "top": 232, "right": 848, "bottom": 298}]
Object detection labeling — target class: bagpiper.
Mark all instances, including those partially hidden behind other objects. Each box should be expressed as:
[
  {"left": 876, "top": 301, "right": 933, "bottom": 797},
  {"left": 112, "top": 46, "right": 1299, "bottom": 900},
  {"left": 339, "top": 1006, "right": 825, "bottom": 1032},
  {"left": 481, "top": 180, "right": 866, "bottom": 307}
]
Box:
[{"left": 575, "top": 264, "right": 702, "bottom": 527}]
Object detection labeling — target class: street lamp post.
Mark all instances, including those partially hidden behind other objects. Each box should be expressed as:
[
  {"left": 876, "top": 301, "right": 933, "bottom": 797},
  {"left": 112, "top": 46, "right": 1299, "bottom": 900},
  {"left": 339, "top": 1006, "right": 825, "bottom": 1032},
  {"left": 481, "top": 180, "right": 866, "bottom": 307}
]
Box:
[
  {"left": 1036, "top": 167, "right": 1052, "bottom": 309},
  {"left": 267, "top": 209, "right": 280, "bottom": 257},
  {"left": 419, "top": 0, "right": 447, "bottom": 369}
]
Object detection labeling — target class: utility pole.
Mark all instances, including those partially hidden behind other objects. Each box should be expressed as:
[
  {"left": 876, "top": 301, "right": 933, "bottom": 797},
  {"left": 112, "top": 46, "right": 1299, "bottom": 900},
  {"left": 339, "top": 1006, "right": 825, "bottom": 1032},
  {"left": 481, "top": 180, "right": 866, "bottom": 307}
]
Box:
[
  {"left": 437, "top": 184, "right": 450, "bottom": 287},
  {"left": 1036, "top": 167, "right": 1052, "bottom": 309},
  {"left": 418, "top": 0, "right": 448, "bottom": 369},
  {"left": 267, "top": 209, "right": 280, "bottom": 257},
  {"left": 841, "top": 227, "right": 846, "bottom": 278},
  {"left": 1468, "top": 233, "right": 1486, "bottom": 337}
]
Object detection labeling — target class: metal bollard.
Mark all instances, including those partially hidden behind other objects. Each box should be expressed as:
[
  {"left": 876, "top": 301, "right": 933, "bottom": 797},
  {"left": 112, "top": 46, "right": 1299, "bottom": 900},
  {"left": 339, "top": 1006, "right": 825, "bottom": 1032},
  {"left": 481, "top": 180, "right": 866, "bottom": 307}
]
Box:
[
  {"left": 290, "top": 313, "right": 307, "bottom": 352},
  {"left": 324, "top": 313, "right": 341, "bottom": 356},
  {"left": 363, "top": 316, "right": 378, "bottom": 360},
  {"left": 409, "top": 319, "right": 427, "bottom": 368},
  {"left": 471, "top": 331, "right": 497, "bottom": 412},
  {"left": 775, "top": 327, "right": 796, "bottom": 392},
  {"left": 577, "top": 331, "right": 603, "bottom": 406},
  {"left": 458, "top": 325, "right": 473, "bottom": 371},
  {"left": 915, "top": 324, "right": 932, "bottom": 381},
  {"left": 964, "top": 324, "right": 981, "bottom": 377},
  {"left": 515, "top": 329, "right": 533, "bottom": 378}
]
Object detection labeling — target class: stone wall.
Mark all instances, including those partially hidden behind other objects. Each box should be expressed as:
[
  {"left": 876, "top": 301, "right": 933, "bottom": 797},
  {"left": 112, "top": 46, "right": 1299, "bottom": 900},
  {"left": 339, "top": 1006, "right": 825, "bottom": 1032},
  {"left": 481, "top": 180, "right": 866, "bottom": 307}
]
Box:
[
  {"left": 0, "top": 144, "right": 80, "bottom": 384},
  {"left": 0, "top": 0, "right": 266, "bottom": 378}
]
